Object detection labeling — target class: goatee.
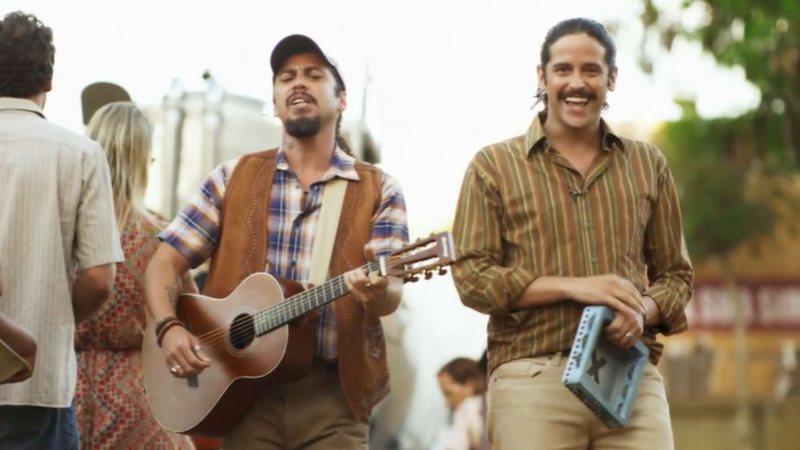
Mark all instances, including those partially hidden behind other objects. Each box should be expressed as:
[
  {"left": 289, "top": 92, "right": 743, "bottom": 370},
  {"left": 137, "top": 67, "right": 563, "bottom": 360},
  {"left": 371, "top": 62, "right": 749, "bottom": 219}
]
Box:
[{"left": 285, "top": 117, "right": 321, "bottom": 138}]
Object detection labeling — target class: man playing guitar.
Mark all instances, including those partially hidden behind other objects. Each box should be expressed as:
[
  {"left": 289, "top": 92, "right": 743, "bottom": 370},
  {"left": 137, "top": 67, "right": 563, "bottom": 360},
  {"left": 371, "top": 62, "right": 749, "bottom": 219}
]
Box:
[{"left": 144, "top": 34, "right": 408, "bottom": 449}]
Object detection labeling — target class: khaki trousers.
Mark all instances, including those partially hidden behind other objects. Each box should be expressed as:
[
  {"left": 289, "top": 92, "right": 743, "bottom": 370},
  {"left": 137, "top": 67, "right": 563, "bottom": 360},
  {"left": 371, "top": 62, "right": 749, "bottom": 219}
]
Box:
[
  {"left": 487, "top": 353, "right": 674, "bottom": 450},
  {"left": 223, "top": 360, "right": 368, "bottom": 450}
]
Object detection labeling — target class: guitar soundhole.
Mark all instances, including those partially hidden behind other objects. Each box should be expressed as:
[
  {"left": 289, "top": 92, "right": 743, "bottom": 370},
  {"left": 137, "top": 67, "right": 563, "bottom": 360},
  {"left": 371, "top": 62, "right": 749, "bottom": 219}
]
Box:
[{"left": 229, "top": 314, "right": 256, "bottom": 350}]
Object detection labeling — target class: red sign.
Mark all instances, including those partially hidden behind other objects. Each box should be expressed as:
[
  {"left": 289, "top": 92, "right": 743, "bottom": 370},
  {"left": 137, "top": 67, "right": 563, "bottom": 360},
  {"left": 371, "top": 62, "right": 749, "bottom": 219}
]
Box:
[{"left": 687, "top": 282, "right": 800, "bottom": 329}]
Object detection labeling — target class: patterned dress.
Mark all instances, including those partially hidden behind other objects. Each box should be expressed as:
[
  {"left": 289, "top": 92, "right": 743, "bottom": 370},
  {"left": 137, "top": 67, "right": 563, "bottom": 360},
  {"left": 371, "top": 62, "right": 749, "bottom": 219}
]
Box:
[{"left": 74, "top": 213, "right": 194, "bottom": 450}]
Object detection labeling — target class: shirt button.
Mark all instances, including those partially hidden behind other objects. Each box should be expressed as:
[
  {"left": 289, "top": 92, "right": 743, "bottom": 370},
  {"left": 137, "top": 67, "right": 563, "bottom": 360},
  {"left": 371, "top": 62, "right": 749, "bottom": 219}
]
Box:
[
  {"left": 587, "top": 221, "right": 594, "bottom": 229},
  {"left": 591, "top": 257, "right": 599, "bottom": 264}
]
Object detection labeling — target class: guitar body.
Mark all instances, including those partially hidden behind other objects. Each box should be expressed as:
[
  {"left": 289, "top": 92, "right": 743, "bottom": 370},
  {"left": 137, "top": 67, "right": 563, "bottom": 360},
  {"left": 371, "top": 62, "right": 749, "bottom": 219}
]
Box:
[
  {"left": 142, "top": 232, "right": 456, "bottom": 437},
  {"left": 142, "top": 273, "right": 318, "bottom": 436}
]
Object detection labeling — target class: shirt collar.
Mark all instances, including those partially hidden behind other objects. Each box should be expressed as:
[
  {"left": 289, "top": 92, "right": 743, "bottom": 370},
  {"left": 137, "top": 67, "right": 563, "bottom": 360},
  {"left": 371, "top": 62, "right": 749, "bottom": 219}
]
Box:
[
  {"left": 0, "top": 97, "right": 46, "bottom": 119},
  {"left": 525, "top": 112, "right": 625, "bottom": 155},
  {"left": 275, "top": 145, "right": 361, "bottom": 182}
]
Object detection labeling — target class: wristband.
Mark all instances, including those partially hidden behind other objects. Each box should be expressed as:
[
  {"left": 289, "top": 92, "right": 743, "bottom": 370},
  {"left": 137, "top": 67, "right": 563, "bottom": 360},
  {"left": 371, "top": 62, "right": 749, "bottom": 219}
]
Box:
[
  {"left": 156, "top": 320, "right": 185, "bottom": 347},
  {"left": 154, "top": 315, "right": 177, "bottom": 338},
  {"left": 641, "top": 301, "right": 649, "bottom": 326}
]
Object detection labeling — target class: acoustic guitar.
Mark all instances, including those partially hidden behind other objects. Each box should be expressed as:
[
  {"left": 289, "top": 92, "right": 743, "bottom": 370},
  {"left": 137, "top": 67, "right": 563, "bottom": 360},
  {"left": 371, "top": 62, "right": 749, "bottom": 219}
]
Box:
[{"left": 142, "top": 232, "right": 455, "bottom": 436}]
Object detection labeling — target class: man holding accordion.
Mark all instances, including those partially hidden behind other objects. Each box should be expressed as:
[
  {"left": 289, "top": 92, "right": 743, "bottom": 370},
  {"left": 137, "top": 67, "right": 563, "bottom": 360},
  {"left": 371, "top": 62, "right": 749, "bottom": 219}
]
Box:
[{"left": 452, "top": 17, "right": 693, "bottom": 450}]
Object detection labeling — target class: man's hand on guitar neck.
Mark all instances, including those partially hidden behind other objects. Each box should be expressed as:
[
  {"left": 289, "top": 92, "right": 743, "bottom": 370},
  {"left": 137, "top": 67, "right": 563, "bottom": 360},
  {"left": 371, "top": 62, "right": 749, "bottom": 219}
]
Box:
[
  {"left": 343, "top": 267, "right": 403, "bottom": 317},
  {"left": 161, "top": 325, "right": 210, "bottom": 378}
]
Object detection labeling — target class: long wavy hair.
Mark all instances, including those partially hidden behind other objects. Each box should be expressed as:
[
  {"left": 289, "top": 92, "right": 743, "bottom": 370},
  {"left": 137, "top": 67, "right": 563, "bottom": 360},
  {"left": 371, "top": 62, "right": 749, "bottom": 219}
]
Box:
[{"left": 86, "top": 102, "right": 153, "bottom": 230}]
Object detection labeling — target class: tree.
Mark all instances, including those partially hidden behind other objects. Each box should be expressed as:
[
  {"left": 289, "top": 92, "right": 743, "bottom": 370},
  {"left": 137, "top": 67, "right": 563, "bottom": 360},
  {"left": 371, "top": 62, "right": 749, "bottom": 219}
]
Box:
[
  {"left": 638, "top": 3, "right": 800, "bottom": 449},
  {"left": 652, "top": 104, "right": 789, "bottom": 263},
  {"left": 653, "top": 112, "right": 787, "bottom": 450},
  {"left": 640, "top": 0, "right": 800, "bottom": 168}
]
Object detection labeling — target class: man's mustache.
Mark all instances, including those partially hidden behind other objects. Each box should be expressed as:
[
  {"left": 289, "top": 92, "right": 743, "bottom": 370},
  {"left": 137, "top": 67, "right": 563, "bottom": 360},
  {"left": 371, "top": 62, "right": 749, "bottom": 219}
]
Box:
[{"left": 557, "top": 89, "right": 598, "bottom": 101}]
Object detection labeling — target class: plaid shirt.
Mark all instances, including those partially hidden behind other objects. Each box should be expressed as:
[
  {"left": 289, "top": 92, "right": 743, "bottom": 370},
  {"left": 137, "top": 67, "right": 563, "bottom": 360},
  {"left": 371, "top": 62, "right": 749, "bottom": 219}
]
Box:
[{"left": 160, "top": 147, "right": 409, "bottom": 359}]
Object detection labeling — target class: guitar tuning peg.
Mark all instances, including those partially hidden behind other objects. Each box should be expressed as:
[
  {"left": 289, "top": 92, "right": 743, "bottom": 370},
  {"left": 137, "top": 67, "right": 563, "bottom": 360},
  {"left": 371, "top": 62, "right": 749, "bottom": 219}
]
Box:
[
  {"left": 438, "top": 268, "right": 448, "bottom": 276},
  {"left": 407, "top": 275, "right": 419, "bottom": 283},
  {"left": 424, "top": 271, "right": 433, "bottom": 280}
]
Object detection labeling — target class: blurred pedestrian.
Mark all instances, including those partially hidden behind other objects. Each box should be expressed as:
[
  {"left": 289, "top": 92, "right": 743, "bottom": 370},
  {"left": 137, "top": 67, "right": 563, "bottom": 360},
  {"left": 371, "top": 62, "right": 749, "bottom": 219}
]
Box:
[
  {"left": 436, "top": 357, "right": 487, "bottom": 450},
  {"left": 0, "top": 11, "right": 122, "bottom": 449},
  {"left": 74, "top": 102, "right": 195, "bottom": 449}
]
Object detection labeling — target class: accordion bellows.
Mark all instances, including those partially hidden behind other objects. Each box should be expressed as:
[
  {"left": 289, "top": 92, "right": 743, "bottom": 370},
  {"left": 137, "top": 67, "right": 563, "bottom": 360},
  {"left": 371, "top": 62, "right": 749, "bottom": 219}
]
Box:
[{"left": 562, "top": 306, "right": 649, "bottom": 428}]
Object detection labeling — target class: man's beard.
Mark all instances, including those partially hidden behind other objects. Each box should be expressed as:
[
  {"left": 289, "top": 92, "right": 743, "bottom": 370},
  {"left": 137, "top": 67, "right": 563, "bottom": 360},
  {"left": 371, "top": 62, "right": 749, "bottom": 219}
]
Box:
[{"left": 284, "top": 116, "right": 322, "bottom": 138}]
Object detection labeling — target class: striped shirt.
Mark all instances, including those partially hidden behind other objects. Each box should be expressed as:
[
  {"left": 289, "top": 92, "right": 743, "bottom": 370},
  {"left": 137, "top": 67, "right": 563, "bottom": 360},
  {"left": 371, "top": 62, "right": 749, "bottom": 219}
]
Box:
[
  {"left": 160, "top": 147, "right": 408, "bottom": 359},
  {"left": 0, "top": 98, "right": 123, "bottom": 407},
  {"left": 452, "top": 116, "right": 693, "bottom": 372}
]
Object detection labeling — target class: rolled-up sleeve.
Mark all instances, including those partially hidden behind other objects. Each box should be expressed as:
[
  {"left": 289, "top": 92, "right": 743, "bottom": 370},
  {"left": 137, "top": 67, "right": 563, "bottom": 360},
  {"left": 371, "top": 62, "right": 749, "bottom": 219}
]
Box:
[
  {"left": 452, "top": 155, "right": 537, "bottom": 316},
  {"left": 159, "top": 159, "right": 237, "bottom": 268},
  {"left": 368, "top": 171, "right": 409, "bottom": 257},
  {"left": 643, "top": 155, "right": 694, "bottom": 335}
]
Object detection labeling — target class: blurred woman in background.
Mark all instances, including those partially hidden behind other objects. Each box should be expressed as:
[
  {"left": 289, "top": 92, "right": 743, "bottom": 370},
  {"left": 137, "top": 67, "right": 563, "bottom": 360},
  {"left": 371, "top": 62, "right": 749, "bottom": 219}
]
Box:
[{"left": 74, "top": 102, "right": 195, "bottom": 449}]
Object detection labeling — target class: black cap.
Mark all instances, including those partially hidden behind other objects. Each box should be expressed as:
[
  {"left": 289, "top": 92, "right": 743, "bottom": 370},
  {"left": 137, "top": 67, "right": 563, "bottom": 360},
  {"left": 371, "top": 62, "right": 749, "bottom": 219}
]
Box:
[{"left": 270, "top": 34, "right": 345, "bottom": 90}]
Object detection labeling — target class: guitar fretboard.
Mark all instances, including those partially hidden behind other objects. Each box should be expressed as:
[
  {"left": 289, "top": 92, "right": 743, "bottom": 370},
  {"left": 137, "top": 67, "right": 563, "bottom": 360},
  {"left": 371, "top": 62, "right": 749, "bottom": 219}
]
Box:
[{"left": 253, "top": 260, "right": 382, "bottom": 336}]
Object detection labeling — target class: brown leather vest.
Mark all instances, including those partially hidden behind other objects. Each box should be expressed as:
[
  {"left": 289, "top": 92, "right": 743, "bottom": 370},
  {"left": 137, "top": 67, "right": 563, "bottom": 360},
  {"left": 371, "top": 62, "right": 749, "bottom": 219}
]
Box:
[{"left": 202, "top": 149, "right": 389, "bottom": 420}]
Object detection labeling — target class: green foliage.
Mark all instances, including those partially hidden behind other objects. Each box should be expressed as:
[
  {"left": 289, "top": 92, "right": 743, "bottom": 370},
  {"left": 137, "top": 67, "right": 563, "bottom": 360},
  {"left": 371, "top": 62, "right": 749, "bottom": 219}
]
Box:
[
  {"left": 668, "top": 101, "right": 791, "bottom": 167},
  {"left": 653, "top": 116, "right": 777, "bottom": 261},
  {"left": 640, "top": 0, "right": 800, "bottom": 167},
  {"left": 639, "top": 0, "right": 800, "bottom": 263}
]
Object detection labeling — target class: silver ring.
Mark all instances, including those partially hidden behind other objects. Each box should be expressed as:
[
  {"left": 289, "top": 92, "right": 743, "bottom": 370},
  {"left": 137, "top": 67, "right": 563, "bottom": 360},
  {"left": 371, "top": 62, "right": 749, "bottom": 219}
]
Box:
[
  {"left": 625, "top": 331, "right": 633, "bottom": 339},
  {"left": 193, "top": 344, "right": 202, "bottom": 352},
  {"left": 365, "top": 281, "right": 372, "bottom": 287},
  {"left": 170, "top": 365, "right": 181, "bottom": 375}
]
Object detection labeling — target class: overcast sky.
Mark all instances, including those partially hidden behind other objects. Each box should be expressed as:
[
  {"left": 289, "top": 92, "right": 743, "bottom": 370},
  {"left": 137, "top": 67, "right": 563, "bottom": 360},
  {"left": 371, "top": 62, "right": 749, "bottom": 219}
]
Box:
[{"left": 4, "top": 0, "right": 760, "bottom": 236}]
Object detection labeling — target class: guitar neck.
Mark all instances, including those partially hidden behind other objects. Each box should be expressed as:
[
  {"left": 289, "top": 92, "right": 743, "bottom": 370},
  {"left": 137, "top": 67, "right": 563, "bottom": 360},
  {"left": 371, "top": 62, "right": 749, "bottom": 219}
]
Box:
[{"left": 252, "top": 260, "right": 382, "bottom": 336}]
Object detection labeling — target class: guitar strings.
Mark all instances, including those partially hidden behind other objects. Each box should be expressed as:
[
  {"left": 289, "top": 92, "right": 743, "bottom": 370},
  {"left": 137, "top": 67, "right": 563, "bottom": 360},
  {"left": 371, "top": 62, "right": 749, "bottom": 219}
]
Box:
[
  {"left": 190, "top": 259, "right": 387, "bottom": 350},
  {"left": 190, "top": 250, "right": 436, "bottom": 350},
  {"left": 193, "top": 275, "right": 351, "bottom": 349},
  {"left": 199, "top": 265, "right": 363, "bottom": 346},
  {"left": 191, "top": 275, "right": 348, "bottom": 349},
  {"left": 193, "top": 259, "right": 382, "bottom": 348}
]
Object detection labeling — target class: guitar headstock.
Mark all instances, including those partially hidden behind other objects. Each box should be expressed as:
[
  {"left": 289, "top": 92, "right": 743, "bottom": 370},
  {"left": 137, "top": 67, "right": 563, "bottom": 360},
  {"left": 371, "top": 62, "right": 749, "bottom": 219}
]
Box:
[{"left": 383, "top": 232, "right": 456, "bottom": 283}]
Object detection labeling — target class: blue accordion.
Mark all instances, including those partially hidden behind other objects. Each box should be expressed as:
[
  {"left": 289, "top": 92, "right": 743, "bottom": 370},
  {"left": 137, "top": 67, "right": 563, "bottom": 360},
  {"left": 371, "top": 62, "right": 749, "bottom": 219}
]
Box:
[{"left": 561, "top": 306, "right": 649, "bottom": 428}]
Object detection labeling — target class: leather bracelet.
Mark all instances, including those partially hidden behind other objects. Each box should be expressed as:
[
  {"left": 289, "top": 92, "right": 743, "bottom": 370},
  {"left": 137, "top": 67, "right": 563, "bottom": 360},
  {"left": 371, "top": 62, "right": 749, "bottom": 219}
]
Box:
[
  {"left": 641, "top": 301, "right": 649, "bottom": 327},
  {"left": 154, "top": 315, "right": 178, "bottom": 338},
  {"left": 156, "top": 320, "right": 185, "bottom": 347}
]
